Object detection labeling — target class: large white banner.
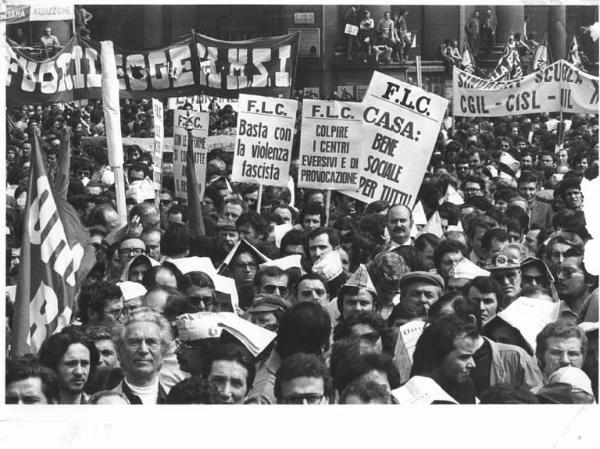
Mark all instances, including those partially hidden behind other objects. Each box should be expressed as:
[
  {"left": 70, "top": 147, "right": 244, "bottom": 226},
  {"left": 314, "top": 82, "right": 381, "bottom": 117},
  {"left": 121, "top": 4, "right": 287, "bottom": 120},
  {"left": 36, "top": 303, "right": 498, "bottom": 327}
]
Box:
[
  {"left": 231, "top": 94, "right": 298, "bottom": 187},
  {"left": 172, "top": 110, "right": 209, "bottom": 199},
  {"left": 344, "top": 71, "right": 448, "bottom": 208},
  {"left": 152, "top": 99, "right": 164, "bottom": 190},
  {"left": 453, "top": 59, "right": 599, "bottom": 117},
  {"left": 7, "top": 5, "right": 74, "bottom": 24},
  {"left": 298, "top": 100, "right": 363, "bottom": 191}
]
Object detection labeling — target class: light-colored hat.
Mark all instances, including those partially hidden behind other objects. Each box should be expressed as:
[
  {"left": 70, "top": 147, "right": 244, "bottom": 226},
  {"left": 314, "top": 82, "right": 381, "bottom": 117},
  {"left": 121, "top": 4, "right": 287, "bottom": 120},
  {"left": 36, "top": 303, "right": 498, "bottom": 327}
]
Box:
[
  {"left": 175, "top": 312, "right": 223, "bottom": 342},
  {"left": 547, "top": 366, "right": 594, "bottom": 397},
  {"left": 125, "top": 179, "right": 155, "bottom": 203},
  {"left": 312, "top": 250, "right": 344, "bottom": 282},
  {"left": 116, "top": 281, "right": 147, "bottom": 302},
  {"left": 449, "top": 257, "right": 490, "bottom": 280},
  {"left": 343, "top": 264, "right": 376, "bottom": 294}
]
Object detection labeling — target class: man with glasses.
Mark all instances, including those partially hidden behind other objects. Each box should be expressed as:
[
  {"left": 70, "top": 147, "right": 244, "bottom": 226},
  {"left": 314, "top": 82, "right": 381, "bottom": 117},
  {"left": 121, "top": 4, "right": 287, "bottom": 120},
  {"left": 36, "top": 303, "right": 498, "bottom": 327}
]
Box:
[
  {"left": 486, "top": 253, "right": 522, "bottom": 306},
  {"left": 118, "top": 237, "right": 146, "bottom": 269},
  {"left": 461, "top": 175, "right": 485, "bottom": 201},
  {"left": 253, "top": 266, "right": 290, "bottom": 301},
  {"left": 275, "top": 353, "right": 332, "bottom": 405},
  {"left": 230, "top": 250, "right": 259, "bottom": 310}
]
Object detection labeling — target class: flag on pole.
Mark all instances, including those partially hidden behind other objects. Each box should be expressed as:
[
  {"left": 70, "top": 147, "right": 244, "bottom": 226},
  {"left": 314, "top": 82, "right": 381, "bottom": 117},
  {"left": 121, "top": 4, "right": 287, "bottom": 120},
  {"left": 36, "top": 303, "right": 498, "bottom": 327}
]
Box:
[
  {"left": 532, "top": 38, "right": 549, "bottom": 72},
  {"left": 568, "top": 36, "right": 582, "bottom": 70},
  {"left": 11, "top": 130, "right": 96, "bottom": 357},
  {"left": 488, "top": 38, "right": 523, "bottom": 81},
  {"left": 461, "top": 41, "right": 476, "bottom": 74}
]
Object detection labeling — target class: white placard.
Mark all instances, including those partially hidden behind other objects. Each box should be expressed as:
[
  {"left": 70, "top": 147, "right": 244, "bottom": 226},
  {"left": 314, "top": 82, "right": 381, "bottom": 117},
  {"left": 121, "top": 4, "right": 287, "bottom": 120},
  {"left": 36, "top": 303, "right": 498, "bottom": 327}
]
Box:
[
  {"left": 344, "top": 71, "right": 448, "bottom": 208},
  {"left": 231, "top": 94, "right": 298, "bottom": 187},
  {"left": 151, "top": 99, "right": 164, "bottom": 190},
  {"left": 172, "top": 109, "right": 209, "bottom": 199},
  {"left": 298, "top": 99, "right": 363, "bottom": 191}
]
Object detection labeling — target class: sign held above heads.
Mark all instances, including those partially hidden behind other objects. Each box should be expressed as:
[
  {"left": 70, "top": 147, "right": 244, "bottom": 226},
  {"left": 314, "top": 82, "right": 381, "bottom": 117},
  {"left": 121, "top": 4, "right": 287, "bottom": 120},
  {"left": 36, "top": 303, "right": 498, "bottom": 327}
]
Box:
[
  {"left": 298, "top": 99, "right": 363, "bottom": 192},
  {"left": 343, "top": 71, "right": 449, "bottom": 208},
  {"left": 231, "top": 94, "right": 298, "bottom": 188}
]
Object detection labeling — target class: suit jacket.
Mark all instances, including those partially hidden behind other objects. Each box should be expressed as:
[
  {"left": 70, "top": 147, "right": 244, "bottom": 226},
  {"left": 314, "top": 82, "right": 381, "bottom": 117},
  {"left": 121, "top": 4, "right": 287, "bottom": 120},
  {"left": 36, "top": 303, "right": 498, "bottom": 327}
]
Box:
[{"left": 529, "top": 200, "right": 553, "bottom": 230}]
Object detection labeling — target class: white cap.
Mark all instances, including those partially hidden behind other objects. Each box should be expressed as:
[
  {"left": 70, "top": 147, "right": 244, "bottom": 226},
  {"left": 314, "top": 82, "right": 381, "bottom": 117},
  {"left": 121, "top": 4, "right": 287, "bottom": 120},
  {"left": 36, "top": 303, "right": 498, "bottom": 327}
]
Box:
[
  {"left": 449, "top": 257, "right": 490, "bottom": 280},
  {"left": 175, "top": 312, "right": 223, "bottom": 342},
  {"left": 117, "top": 281, "right": 147, "bottom": 302},
  {"left": 312, "top": 250, "right": 343, "bottom": 281},
  {"left": 547, "top": 366, "right": 594, "bottom": 397}
]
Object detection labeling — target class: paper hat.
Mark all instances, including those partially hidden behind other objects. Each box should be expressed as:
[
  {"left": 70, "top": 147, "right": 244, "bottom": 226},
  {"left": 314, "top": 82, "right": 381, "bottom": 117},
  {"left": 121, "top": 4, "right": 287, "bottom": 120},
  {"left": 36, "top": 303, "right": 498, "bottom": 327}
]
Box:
[
  {"left": 440, "top": 184, "right": 464, "bottom": 206},
  {"left": 218, "top": 239, "right": 272, "bottom": 274},
  {"left": 260, "top": 254, "right": 303, "bottom": 271},
  {"left": 392, "top": 376, "right": 458, "bottom": 405},
  {"left": 485, "top": 296, "right": 559, "bottom": 354},
  {"left": 342, "top": 264, "right": 376, "bottom": 294},
  {"left": 547, "top": 367, "right": 594, "bottom": 397},
  {"left": 175, "top": 312, "right": 223, "bottom": 342},
  {"left": 117, "top": 281, "right": 147, "bottom": 302},
  {"left": 216, "top": 219, "right": 238, "bottom": 232},
  {"left": 412, "top": 201, "right": 427, "bottom": 226},
  {"left": 120, "top": 254, "right": 161, "bottom": 282},
  {"left": 311, "top": 250, "right": 344, "bottom": 282},
  {"left": 449, "top": 257, "right": 490, "bottom": 280},
  {"left": 168, "top": 256, "right": 217, "bottom": 277},
  {"left": 125, "top": 179, "right": 155, "bottom": 203}
]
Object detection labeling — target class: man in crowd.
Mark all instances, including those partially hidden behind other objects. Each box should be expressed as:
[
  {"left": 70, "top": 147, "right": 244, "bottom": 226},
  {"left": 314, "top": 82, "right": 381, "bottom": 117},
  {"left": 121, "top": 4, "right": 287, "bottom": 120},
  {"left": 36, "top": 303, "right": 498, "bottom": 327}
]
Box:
[
  {"left": 110, "top": 308, "right": 172, "bottom": 404},
  {"left": 6, "top": 359, "right": 60, "bottom": 404},
  {"left": 39, "top": 328, "right": 99, "bottom": 404}
]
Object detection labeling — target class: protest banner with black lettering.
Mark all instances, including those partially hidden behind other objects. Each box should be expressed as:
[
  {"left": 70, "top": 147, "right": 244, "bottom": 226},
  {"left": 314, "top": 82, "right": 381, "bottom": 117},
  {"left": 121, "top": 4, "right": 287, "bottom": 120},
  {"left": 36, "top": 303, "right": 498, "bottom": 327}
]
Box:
[
  {"left": 298, "top": 100, "right": 363, "bottom": 191},
  {"left": 345, "top": 71, "right": 448, "bottom": 207},
  {"left": 453, "top": 59, "right": 599, "bottom": 117},
  {"left": 231, "top": 94, "right": 298, "bottom": 187},
  {"left": 6, "top": 32, "right": 299, "bottom": 105},
  {"left": 172, "top": 110, "right": 209, "bottom": 199},
  {"left": 152, "top": 99, "right": 164, "bottom": 190}
]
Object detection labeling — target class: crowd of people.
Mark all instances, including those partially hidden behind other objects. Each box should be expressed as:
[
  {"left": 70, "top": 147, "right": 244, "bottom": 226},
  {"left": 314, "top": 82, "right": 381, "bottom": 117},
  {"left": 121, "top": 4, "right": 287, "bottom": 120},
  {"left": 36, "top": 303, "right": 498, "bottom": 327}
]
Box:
[
  {"left": 344, "top": 8, "right": 413, "bottom": 64},
  {"left": 5, "top": 91, "right": 599, "bottom": 405}
]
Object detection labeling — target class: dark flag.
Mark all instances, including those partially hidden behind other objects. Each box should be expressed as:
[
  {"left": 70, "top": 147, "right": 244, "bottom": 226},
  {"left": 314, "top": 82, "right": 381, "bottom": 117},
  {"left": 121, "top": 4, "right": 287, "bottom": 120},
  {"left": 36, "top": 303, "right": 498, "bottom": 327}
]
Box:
[{"left": 10, "top": 129, "right": 96, "bottom": 357}]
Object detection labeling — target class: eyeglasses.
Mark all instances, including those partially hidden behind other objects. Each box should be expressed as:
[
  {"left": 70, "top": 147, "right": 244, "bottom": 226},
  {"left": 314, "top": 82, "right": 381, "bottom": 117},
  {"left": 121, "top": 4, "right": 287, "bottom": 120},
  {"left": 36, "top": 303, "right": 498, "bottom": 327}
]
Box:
[
  {"left": 119, "top": 247, "right": 145, "bottom": 256},
  {"left": 281, "top": 394, "right": 325, "bottom": 405},
  {"left": 263, "top": 284, "right": 289, "bottom": 297}
]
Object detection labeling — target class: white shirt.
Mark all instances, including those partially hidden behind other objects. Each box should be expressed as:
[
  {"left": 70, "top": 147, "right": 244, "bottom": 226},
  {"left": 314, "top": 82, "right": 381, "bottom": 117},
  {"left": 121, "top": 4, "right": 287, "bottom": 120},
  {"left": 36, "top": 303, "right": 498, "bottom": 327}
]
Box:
[{"left": 124, "top": 378, "right": 159, "bottom": 404}]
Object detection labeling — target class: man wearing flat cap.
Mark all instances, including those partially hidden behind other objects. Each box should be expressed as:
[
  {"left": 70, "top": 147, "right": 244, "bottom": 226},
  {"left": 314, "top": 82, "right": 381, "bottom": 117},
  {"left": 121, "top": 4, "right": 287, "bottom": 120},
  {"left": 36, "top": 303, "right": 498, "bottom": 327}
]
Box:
[
  {"left": 247, "top": 293, "right": 291, "bottom": 332},
  {"left": 399, "top": 271, "right": 444, "bottom": 319}
]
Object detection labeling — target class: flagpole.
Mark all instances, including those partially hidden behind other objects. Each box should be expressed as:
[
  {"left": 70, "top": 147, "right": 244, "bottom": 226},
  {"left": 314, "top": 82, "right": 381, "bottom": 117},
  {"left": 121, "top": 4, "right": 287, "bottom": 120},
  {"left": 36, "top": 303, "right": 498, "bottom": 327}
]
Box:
[
  {"left": 256, "top": 184, "right": 263, "bottom": 214},
  {"left": 101, "top": 40, "right": 127, "bottom": 227},
  {"left": 325, "top": 190, "right": 332, "bottom": 225}
]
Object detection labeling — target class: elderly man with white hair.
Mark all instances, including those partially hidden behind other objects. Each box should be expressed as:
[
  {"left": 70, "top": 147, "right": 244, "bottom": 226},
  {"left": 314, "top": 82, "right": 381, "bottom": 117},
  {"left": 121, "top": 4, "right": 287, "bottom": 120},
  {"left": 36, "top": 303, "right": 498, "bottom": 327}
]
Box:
[{"left": 110, "top": 308, "right": 173, "bottom": 404}]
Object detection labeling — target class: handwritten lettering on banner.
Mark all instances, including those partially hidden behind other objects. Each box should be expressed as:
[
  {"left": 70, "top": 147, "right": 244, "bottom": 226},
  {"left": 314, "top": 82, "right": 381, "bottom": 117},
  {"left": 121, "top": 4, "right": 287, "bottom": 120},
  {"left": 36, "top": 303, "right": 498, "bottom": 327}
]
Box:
[
  {"left": 453, "top": 59, "right": 599, "bottom": 117},
  {"left": 298, "top": 100, "right": 362, "bottom": 191},
  {"left": 344, "top": 72, "right": 448, "bottom": 208},
  {"left": 172, "top": 110, "right": 209, "bottom": 199},
  {"left": 231, "top": 94, "right": 298, "bottom": 187},
  {"left": 152, "top": 99, "right": 164, "bottom": 190},
  {"left": 6, "top": 33, "right": 299, "bottom": 105}
]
